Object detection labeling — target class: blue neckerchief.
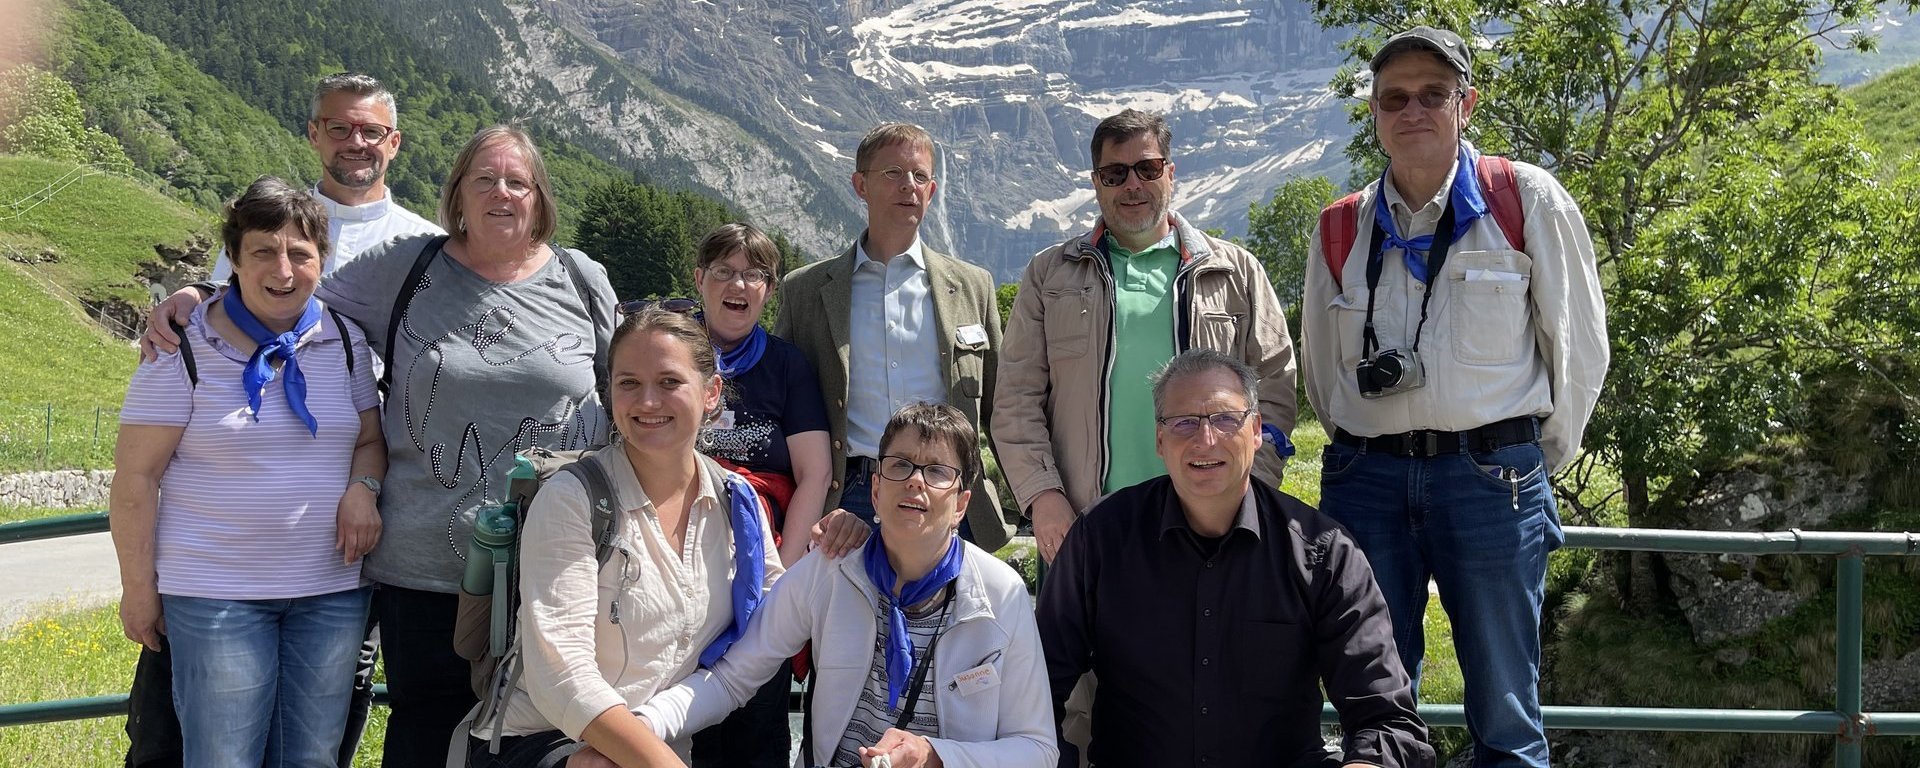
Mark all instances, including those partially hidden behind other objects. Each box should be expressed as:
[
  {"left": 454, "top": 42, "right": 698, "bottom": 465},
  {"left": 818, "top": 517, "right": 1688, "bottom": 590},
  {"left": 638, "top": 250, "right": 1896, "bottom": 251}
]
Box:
[
  {"left": 1373, "top": 144, "right": 1490, "bottom": 283},
  {"left": 714, "top": 324, "right": 767, "bottom": 378},
  {"left": 700, "top": 471, "right": 768, "bottom": 667},
  {"left": 863, "top": 533, "right": 965, "bottom": 711},
  {"left": 224, "top": 286, "right": 322, "bottom": 436}
]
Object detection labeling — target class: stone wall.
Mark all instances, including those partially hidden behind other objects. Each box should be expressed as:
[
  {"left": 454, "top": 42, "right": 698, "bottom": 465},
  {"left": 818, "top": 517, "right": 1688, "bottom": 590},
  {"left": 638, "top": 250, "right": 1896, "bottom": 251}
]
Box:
[{"left": 0, "top": 470, "right": 114, "bottom": 509}]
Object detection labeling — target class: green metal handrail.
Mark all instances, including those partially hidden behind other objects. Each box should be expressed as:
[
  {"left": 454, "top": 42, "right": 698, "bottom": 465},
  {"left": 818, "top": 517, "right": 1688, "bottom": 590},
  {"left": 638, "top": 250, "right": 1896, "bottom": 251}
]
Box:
[{"left": 2, "top": 518, "right": 1915, "bottom": 766}]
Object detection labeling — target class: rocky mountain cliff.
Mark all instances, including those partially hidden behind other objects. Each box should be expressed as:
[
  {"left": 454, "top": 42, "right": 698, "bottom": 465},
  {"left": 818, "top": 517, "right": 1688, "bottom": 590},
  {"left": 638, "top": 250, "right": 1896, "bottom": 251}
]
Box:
[{"left": 525, "top": 0, "right": 1355, "bottom": 278}]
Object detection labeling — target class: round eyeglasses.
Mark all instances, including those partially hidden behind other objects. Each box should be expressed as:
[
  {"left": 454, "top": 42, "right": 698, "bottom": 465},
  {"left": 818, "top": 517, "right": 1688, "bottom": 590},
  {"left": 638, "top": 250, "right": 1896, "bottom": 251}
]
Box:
[
  {"left": 703, "top": 265, "right": 774, "bottom": 286},
  {"left": 877, "top": 455, "right": 963, "bottom": 489}
]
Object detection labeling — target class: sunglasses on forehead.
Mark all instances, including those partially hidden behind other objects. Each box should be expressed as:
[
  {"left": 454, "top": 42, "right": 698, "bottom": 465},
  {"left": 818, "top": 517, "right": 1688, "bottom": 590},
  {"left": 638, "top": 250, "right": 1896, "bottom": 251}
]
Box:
[
  {"left": 1093, "top": 157, "right": 1169, "bottom": 187},
  {"left": 617, "top": 297, "right": 698, "bottom": 317}
]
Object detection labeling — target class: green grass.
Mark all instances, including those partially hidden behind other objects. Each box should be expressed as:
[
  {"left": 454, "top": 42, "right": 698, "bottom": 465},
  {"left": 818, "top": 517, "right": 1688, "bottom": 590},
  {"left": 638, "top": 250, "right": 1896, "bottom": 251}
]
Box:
[
  {"left": 0, "top": 154, "right": 208, "bottom": 470},
  {"left": 0, "top": 603, "right": 395, "bottom": 765},
  {"left": 1849, "top": 61, "right": 1920, "bottom": 175},
  {"left": 0, "top": 505, "right": 95, "bottom": 525}
]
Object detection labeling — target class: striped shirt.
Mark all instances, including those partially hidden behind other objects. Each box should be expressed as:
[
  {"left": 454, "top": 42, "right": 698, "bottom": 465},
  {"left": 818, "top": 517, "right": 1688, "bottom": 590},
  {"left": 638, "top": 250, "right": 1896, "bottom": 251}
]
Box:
[
  {"left": 831, "top": 592, "right": 950, "bottom": 765},
  {"left": 119, "top": 292, "right": 379, "bottom": 599}
]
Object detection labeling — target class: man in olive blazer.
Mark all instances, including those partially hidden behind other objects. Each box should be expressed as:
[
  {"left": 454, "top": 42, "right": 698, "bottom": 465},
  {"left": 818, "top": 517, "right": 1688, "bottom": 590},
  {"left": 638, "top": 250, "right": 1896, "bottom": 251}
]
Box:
[{"left": 775, "top": 123, "right": 1009, "bottom": 551}]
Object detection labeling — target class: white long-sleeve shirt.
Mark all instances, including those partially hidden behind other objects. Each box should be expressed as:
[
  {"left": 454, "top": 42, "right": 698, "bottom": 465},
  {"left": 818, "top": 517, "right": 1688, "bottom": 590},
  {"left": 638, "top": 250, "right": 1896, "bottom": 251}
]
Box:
[{"left": 1300, "top": 155, "right": 1610, "bottom": 470}]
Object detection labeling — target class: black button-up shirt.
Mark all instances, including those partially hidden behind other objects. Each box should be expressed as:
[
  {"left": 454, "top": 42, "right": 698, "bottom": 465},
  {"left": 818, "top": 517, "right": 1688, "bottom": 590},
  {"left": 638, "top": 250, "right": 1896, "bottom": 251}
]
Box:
[{"left": 1038, "top": 477, "right": 1432, "bottom": 768}]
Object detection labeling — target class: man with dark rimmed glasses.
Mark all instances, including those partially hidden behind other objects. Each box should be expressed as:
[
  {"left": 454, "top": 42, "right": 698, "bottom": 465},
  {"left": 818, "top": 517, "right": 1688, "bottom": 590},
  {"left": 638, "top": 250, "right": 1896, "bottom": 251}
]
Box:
[
  {"left": 994, "top": 107, "right": 1298, "bottom": 565},
  {"left": 1300, "top": 26, "right": 1609, "bottom": 767}
]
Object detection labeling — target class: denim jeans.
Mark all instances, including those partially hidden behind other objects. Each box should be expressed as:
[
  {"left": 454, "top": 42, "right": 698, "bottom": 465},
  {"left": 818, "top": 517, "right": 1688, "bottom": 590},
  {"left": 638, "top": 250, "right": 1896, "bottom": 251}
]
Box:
[
  {"left": 163, "top": 586, "right": 372, "bottom": 768},
  {"left": 1318, "top": 440, "right": 1563, "bottom": 768}
]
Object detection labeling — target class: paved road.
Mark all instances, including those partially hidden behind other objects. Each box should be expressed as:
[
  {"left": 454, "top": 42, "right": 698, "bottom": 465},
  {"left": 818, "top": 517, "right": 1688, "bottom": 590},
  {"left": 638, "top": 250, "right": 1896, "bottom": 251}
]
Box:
[{"left": 0, "top": 531, "right": 121, "bottom": 630}]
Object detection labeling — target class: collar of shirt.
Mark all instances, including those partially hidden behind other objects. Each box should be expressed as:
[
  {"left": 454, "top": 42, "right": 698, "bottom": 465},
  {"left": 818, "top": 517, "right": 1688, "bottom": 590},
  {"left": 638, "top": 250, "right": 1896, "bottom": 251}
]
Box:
[
  {"left": 195, "top": 286, "right": 341, "bottom": 361},
  {"left": 854, "top": 234, "right": 927, "bottom": 272},
  {"left": 609, "top": 436, "right": 723, "bottom": 515},
  {"left": 1104, "top": 227, "right": 1180, "bottom": 260},
  {"left": 312, "top": 185, "right": 392, "bottom": 223},
  {"left": 1382, "top": 157, "right": 1460, "bottom": 230},
  {"left": 1156, "top": 487, "right": 1262, "bottom": 542}
]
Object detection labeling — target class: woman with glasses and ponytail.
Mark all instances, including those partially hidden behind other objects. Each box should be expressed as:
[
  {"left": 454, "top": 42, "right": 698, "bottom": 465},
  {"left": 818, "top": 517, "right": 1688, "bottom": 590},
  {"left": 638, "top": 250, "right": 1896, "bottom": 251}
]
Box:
[
  {"left": 633, "top": 402, "right": 1057, "bottom": 768},
  {"left": 111, "top": 176, "right": 384, "bottom": 767}
]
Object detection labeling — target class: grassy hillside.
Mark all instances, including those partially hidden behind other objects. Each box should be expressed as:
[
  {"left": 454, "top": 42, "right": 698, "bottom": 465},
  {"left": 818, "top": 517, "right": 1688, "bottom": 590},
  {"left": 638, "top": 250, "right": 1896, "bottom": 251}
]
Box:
[
  {"left": 50, "top": 0, "right": 317, "bottom": 209},
  {"left": 1848, "top": 61, "right": 1920, "bottom": 173},
  {"left": 0, "top": 154, "right": 203, "bottom": 469}
]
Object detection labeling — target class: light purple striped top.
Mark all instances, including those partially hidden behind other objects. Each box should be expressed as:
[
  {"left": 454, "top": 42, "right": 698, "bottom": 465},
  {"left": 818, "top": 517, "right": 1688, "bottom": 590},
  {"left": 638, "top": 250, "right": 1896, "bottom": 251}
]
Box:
[{"left": 119, "top": 292, "right": 380, "bottom": 600}]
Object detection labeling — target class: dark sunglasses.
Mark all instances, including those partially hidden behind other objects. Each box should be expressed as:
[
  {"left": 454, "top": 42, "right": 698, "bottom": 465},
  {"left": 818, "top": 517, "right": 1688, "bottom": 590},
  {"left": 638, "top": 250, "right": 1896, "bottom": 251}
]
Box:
[
  {"left": 617, "top": 297, "right": 698, "bottom": 317},
  {"left": 1093, "top": 157, "right": 1169, "bottom": 187},
  {"left": 1373, "top": 87, "right": 1463, "bottom": 113}
]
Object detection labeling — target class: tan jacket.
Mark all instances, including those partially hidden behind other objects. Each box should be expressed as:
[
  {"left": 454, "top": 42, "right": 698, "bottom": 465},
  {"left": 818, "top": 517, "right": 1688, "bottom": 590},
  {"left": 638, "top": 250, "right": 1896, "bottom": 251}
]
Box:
[
  {"left": 993, "top": 212, "right": 1297, "bottom": 515},
  {"left": 774, "top": 237, "right": 1011, "bottom": 551}
]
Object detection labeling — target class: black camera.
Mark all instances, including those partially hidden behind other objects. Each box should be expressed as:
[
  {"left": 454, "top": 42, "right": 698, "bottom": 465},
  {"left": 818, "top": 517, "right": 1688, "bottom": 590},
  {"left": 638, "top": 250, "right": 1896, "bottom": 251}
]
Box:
[{"left": 1356, "top": 348, "right": 1425, "bottom": 399}]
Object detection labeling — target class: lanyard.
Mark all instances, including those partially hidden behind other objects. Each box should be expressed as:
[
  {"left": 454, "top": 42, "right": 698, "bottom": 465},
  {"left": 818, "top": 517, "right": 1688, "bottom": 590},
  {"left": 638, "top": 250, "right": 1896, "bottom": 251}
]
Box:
[
  {"left": 1362, "top": 193, "right": 1460, "bottom": 359},
  {"left": 893, "top": 582, "right": 956, "bottom": 729}
]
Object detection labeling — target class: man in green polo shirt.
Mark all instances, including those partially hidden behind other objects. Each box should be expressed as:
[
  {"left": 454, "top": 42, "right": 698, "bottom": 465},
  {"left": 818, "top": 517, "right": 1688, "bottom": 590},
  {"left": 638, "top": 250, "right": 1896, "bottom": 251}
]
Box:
[{"left": 994, "top": 108, "right": 1298, "bottom": 566}]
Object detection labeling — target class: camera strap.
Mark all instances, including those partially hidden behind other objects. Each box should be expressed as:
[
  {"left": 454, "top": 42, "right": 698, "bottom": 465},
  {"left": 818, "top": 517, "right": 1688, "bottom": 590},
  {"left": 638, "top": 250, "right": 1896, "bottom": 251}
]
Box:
[
  {"left": 1362, "top": 193, "right": 1461, "bottom": 359},
  {"left": 893, "top": 582, "right": 956, "bottom": 729}
]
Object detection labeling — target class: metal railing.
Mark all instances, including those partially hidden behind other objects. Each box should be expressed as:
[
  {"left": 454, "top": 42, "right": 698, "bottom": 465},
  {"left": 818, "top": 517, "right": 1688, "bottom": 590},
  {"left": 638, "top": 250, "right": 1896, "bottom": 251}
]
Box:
[{"left": 3, "top": 513, "right": 1916, "bottom": 766}]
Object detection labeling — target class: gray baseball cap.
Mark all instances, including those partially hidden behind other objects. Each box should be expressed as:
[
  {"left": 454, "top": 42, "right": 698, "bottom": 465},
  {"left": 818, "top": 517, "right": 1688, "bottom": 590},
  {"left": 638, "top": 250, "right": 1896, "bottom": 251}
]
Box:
[{"left": 1369, "top": 26, "right": 1471, "bottom": 79}]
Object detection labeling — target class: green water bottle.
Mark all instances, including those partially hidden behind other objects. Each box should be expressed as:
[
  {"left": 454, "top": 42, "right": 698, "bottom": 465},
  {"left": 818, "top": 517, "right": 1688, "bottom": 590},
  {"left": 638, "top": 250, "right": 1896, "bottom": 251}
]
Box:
[{"left": 462, "top": 501, "right": 518, "bottom": 596}]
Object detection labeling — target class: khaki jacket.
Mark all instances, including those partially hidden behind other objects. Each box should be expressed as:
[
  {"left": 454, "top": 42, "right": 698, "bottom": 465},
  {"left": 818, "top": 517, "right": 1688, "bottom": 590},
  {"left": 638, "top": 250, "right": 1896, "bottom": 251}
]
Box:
[
  {"left": 993, "top": 211, "right": 1297, "bottom": 515},
  {"left": 774, "top": 237, "right": 1010, "bottom": 551}
]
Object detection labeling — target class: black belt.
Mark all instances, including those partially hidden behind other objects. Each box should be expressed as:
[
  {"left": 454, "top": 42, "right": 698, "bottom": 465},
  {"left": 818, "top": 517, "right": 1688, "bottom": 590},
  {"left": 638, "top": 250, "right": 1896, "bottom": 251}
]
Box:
[{"left": 1334, "top": 416, "right": 1539, "bottom": 457}]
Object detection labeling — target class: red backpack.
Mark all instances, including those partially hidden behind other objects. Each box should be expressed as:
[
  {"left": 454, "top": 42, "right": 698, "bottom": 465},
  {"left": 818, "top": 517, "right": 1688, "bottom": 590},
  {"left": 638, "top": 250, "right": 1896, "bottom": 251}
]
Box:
[{"left": 1317, "top": 155, "right": 1527, "bottom": 291}]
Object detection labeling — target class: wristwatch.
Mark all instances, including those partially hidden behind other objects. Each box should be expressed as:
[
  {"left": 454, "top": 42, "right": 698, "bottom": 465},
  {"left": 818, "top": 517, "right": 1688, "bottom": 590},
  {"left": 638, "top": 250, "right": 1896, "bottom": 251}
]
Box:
[{"left": 350, "top": 475, "right": 382, "bottom": 495}]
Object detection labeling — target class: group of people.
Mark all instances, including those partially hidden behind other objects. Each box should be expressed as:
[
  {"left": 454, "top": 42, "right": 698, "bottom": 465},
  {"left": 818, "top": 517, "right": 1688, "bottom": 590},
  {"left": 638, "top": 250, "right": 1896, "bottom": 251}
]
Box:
[{"left": 109, "top": 24, "right": 1608, "bottom": 768}]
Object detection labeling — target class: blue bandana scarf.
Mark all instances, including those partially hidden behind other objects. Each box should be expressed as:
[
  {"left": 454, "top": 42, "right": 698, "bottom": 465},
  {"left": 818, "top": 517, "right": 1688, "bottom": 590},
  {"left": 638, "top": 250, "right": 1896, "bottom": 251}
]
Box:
[
  {"left": 863, "top": 533, "right": 965, "bottom": 711},
  {"left": 694, "top": 312, "right": 769, "bottom": 378},
  {"left": 699, "top": 471, "right": 769, "bottom": 667},
  {"left": 224, "top": 286, "right": 322, "bottom": 436},
  {"left": 1373, "top": 143, "right": 1490, "bottom": 283}
]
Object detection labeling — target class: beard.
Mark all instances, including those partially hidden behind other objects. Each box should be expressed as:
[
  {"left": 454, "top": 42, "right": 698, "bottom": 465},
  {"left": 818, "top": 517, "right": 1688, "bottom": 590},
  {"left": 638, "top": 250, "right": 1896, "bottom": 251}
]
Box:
[
  {"left": 325, "top": 158, "right": 383, "bottom": 190},
  {"left": 1101, "top": 194, "right": 1171, "bottom": 240}
]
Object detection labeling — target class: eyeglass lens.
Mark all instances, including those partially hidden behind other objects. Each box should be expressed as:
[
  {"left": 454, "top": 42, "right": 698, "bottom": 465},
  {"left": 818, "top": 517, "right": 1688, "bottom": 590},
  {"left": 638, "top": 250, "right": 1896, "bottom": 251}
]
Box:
[
  {"left": 1094, "top": 158, "right": 1168, "bottom": 187},
  {"left": 1376, "top": 88, "right": 1458, "bottom": 112},
  {"left": 319, "top": 118, "right": 392, "bottom": 142},
  {"left": 879, "top": 456, "right": 960, "bottom": 489},
  {"left": 707, "top": 266, "right": 771, "bottom": 285}
]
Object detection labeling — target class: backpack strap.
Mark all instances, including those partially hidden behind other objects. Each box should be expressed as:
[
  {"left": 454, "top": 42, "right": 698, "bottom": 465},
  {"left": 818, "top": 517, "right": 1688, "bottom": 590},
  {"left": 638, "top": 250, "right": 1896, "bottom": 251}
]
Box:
[
  {"left": 1475, "top": 155, "right": 1526, "bottom": 253},
  {"left": 559, "top": 452, "right": 621, "bottom": 565},
  {"left": 327, "top": 308, "right": 356, "bottom": 377},
  {"left": 1317, "top": 191, "right": 1365, "bottom": 293},
  {"left": 170, "top": 320, "right": 199, "bottom": 388},
  {"left": 379, "top": 235, "right": 450, "bottom": 398},
  {"left": 550, "top": 247, "right": 610, "bottom": 402}
]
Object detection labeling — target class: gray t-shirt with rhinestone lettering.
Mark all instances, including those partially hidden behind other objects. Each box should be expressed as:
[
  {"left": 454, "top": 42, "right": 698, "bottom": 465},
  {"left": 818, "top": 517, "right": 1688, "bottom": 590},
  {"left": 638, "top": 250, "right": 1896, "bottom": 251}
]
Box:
[{"left": 318, "top": 233, "right": 615, "bottom": 592}]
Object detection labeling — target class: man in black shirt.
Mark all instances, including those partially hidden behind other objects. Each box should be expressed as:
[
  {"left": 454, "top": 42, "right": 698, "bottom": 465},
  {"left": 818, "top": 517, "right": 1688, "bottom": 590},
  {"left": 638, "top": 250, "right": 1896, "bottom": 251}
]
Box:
[{"left": 1038, "top": 349, "right": 1432, "bottom": 768}]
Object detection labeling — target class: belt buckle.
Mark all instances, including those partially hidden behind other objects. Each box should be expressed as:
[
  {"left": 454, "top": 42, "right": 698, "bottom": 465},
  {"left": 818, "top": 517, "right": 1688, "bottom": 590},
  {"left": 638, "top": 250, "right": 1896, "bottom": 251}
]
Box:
[{"left": 1417, "top": 431, "right": 1441, "bottom": 457}]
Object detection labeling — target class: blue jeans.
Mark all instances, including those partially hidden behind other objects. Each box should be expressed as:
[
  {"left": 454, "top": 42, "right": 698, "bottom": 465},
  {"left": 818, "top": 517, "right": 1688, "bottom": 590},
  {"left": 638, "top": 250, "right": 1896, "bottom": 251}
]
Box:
[
  {"left": 163, "top": 587, "right": 372, "bottom": 768},
  {"left": 1318, "top": 440, "right": 1563, "bottom": 768}
]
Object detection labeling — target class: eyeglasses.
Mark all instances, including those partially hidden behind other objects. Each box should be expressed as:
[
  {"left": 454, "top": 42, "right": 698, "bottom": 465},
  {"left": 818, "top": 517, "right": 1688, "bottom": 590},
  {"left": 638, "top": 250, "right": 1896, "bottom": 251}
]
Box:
[
  {"left": 1093, "top": 158, "right": 1169, "bottom": 187},
  {"left": 464, "top": 174, "right": 536, "bottom": 199},
  {"left": 617, "top": 297, "right": 698, "bottom": 317},
  {"left": 703, "top": 265, "right": 774, "bottom": 286},
  {"left": 877, "top": 455, "right": 963, "bottom": 490},
  {"left": 1373, "top": 87, "right": 1464, "bottom": 113},
  {"left": 1155, "top": 408, "right": 1256, "bottom": 438},
  {"left": 314, "top": 118, "right": 395, "bottom": 143},
  {"left": 860, "top": 166, "right": 935, "bottom": 188}
]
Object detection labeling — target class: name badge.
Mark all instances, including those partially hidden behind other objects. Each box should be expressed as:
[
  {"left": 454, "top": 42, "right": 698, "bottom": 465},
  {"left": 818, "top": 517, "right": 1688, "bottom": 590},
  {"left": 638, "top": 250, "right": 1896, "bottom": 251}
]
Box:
[
  {"left": 956, "top": 323, "right": 989, "bottom": 347},
  {"left": 949, "top": 662, "right": 1000, "bottom": 696},
  {"left": 711, "top": 410, "right": 736, "bottom": 431}
]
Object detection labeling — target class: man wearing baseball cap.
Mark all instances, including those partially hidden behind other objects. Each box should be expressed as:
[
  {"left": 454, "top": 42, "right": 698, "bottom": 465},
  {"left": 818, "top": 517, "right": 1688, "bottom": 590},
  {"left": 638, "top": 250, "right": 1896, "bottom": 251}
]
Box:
[{"left": 1298, "top": 25, "right": 1610, "bottom": 766}]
